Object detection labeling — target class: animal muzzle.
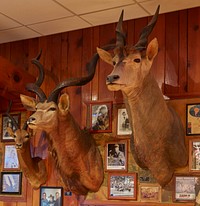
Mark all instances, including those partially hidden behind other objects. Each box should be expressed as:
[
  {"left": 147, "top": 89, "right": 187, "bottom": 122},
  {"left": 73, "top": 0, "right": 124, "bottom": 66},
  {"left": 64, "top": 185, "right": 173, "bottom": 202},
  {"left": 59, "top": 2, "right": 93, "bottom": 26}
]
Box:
[
  {"left": 27, "top": 117, "right": 36, "bottom": 125},
  {"left": 106, "top": 75, "right": 120, "bottom": 84}
]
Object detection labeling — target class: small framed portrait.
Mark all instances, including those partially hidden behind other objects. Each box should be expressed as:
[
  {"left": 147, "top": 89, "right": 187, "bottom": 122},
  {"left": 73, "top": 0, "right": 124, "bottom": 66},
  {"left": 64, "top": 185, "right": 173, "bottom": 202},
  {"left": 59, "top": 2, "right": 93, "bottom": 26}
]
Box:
[
  {"left": 0, "top": 172, "right": 22, "bottom": 195},
  {"left": 108, "top": 173, "right": 137, "bottom": 200},
  {"left": 1, "top": 113, "right": 20, "bottom": 142},
  {"left": 186, "top": 104, "right": 200, "bottom": 135},
  {"left": 117, "top": 107, "right": 132, "bottom": 136},
  {"left": 90, "top": 101, "right": 112, "bottom": 133},
  {"left": 40, "top": 186, "right": 63, "bottom": 206},
  {"left": 139, "top": 183, "right": 161, "bottom": 202},
  {"left": 173, "top": 174, "right": 200, "bottom": 202},
  {"left": 189, "top": 138, "right": 200, "bottom": 172},
  {"left": 105, "top": 140, "right": 128, "bottom": 171},
  {"left": 3, "top": 144, "right": 19, "bottom": 170}
]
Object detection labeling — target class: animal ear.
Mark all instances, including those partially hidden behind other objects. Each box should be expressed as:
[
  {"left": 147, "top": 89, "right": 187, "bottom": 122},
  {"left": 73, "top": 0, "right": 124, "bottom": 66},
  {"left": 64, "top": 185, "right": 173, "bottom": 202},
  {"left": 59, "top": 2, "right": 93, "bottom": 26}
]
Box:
[
  {"left": 58, "top": 93, "right": 69, "bottom": 114},
  {"left": 20, "top": 94, "right": 37, "bottom": 111},
  {"left": 146, "top": 38, "right": 158, "bottom": 61},
  {"left": 6, "top": 127, "right": 14, "bottom": 137},
  {"left": 97, "top": 47, "right": 113, "bottom": 65}
]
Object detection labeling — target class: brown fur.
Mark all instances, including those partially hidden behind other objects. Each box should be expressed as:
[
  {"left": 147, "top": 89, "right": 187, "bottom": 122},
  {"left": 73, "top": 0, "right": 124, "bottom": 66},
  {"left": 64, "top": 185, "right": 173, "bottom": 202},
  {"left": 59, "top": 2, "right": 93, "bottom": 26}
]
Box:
[
  {"left": 97, "top": 38, "right": 188, "bottom": 187},
  {"left": 20, "top": 93, "right": 104, "bottom": 195},
  {"left": 7, "top": 127, "right": 47, "bottom": 189}
]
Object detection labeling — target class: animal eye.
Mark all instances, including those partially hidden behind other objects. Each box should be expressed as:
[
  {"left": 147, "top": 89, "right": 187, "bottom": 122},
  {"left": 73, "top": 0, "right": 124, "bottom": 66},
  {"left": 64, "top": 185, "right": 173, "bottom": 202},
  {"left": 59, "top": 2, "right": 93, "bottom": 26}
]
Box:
[
  {"left": 48, "top": 107, "right": 56, "bottom": 112},
  {"left": 134, "top": 58, "right": 141, "bottom": 63},
  {"left": 25, "top": 134, "right": 30, "bottom": 139},
  {"left": 113, "top": 61, "right": 116, "bottom": 66},
  {"left": 13, "top": 135, "right": 16, "bottom": 138}
]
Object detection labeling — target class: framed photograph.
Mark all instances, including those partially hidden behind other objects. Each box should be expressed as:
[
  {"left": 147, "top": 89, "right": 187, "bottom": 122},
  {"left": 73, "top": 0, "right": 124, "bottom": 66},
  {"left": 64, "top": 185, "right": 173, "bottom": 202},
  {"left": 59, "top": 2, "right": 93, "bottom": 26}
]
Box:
[
  {"left": 189, "top": 138, "right": 200, "bottom": 172},
  {"left": 1, "top": 113, "right": 20, "bottom": 142},
  {"left": 90, "top": 101, "right": 112, "bottom": 133},
  {"left": 117, "top": 107, "right": 132, "bottom": 136},
  {"left": 40, "top": 186, "right": 63, "bottom": 206},
  {"left": 173, "top": 174, "right": 200, "bottom": 202},
  {"left": 3, "top": 144, "right": 19, "bottom": 170},
  {"left": 139, "top": 183, "right": 161, "bottom": 202},
  {"left": 105, "top": 140, "right": 128, "bottom": 171},
  {"left": 186, "top": 104, "right": 200, "bottom": 135},
  {"left": 108, "top": 173, "right": 137, "bottom": 200},
  {"left": 0, "top": 172, "right": 22, "bottom": 195}
]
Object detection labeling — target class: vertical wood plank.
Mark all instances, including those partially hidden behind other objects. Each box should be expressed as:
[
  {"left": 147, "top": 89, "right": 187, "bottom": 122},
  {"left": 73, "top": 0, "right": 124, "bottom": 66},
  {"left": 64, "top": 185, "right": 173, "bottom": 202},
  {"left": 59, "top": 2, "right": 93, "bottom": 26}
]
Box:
[
  {"left": 165, "top": 11, "right": 179, "bottom": 95},
  {"left": 188, "top": 7, "right": 200, "bottom": 93}
]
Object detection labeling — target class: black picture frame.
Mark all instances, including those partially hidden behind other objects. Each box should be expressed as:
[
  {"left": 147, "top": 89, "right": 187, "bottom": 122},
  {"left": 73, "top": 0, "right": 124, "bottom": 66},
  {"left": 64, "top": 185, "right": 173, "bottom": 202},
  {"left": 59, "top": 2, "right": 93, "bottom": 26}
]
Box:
[
  {"left": 40, "top": 186, "right": 63, "bottom": 206},
  {"left": 0, "top": 172, "right": 22, "bottom": 195}
]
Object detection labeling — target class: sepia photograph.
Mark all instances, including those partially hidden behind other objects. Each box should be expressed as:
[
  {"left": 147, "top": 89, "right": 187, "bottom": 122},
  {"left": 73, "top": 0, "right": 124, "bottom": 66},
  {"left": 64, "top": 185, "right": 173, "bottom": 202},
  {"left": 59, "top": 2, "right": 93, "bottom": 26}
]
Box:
[
  {"left": 90, "top": 101, "right": 112, "bottom": 133},
  {"left": 40, "top": 186, "right": 63, "bottom": 206},
  {"left": 139, "top": 183, "right": 161, "bottom": 202},
  {"left": 0, "top": 172, "right": 22, "bottom": 195},
  {"left": 117, "top": 108, "right": 132, "bottom": 136},
  {"left": 3, "top": 144, "right": 19, "bottom": 170},
  {"left": 105, "top": 140, "right": 128, "bottom": 171},
  {"left": 1, "top": 113, "right": 20, "bottom": 142},
  {"left": 189, "top": 138, "right": 200, "bottom": 172},
  {"left": 108, "top": 173, "right": 137, "bottom": 200}
]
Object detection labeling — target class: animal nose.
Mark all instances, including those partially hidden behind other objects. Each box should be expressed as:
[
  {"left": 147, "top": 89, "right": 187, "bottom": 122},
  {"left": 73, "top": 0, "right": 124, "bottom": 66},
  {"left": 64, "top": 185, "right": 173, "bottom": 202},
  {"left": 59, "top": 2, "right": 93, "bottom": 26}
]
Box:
[
  {"left": 28, "top": 117, "right": 35, "bottom": 124},
  {"left": 106, "top": 75, "right": 119, "bottom": 83}
]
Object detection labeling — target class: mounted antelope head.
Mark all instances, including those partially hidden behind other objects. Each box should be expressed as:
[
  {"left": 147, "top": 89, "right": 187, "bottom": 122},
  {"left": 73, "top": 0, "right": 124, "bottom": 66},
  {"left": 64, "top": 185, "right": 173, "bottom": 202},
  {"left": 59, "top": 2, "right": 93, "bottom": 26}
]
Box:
[
  {"left": 20, "top": 45, "right": 114, "bottom": 195},
  {"left": 97, "top": 6, "right": 188, "bottom": 187}
]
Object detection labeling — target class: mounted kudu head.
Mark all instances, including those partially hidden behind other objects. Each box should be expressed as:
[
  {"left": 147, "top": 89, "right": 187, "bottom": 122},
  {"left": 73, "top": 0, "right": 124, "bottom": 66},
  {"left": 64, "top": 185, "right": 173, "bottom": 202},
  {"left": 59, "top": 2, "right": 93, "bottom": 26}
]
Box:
[
  {"left": 97, "top": 6, "right": 160, "bottom": 93},
  {"left": 20, "top": 45, "right": 115, "bottom": 195}
]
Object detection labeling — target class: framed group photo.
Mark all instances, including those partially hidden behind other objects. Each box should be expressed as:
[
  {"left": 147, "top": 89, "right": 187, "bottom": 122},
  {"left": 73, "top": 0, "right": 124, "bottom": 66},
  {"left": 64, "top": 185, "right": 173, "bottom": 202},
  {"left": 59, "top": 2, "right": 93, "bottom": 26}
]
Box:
[
  {"left": 89, "top": 101, "right": 112, "bottom": 133},
  {"left": 186, "top": 104, "right": 200, "bottom": 135},
  {"left": 3, "top": 144, "right": 19, "bottom": 170},
  {"left": 1, "top": 113, "right": 20, "bottom": 142},
  {"left": 105, "top": 140, "right": 128, "bottom": 171},
  {"left": 173, "top": 174, "right": 200, "bottom": 202},
  {"left": 139, "top": 183, "right": 161, "bottom": 202},
  {"left": 40, "top": 186, "right": 63, "bottom": 206},
  {"left": 0, "top": 172, "right": 22, "bottom": 195},
  {"left": 108, "top": 173, "right": 137, "bottom": 200}
]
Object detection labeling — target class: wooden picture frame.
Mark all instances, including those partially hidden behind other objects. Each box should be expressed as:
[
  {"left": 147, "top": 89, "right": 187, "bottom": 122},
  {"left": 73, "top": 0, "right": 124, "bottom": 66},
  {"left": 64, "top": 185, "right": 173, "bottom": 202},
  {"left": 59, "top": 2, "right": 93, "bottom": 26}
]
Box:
[
  {"left": 40, "top": 186, "right": 63, "bottom": 206},
  {"left": 189, "top": 138, "right": 200, "bottom": 172},
  {"left": 105, "top": 140, "right": 128, "bottom": 171},
  {"left": 173, "top": 174, "right": 200, "bottom": 202},
  {"left": 0, "top": 172, "right": 22, "bottom": 195},
  {"left": 90, "top": 101, "right": 112, "bottom": 133},
  {"left": 1, "top": 113, "right": 20, "bottom": 142},
  {"left": 186, "top": 104, "right": 200, "bottom": 135},
  {"left": 117, "top": 107, "right": 132, "bottom": 136},
  {"left": 139, "top": 183, "right": 161, "bottom": 202},
  {"left": 108, "top": 173, "right": 137, "bottom": 200},
  {"left": 3, "top": 144, "right": 19, "bottom": 170}
]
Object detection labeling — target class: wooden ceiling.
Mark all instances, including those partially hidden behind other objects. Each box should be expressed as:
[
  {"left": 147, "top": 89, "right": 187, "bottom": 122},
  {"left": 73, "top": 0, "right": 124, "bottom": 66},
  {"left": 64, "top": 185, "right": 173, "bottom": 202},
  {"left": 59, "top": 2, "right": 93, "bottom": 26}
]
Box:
[{"left": 0, "top": 56, "right": 35, "bottom": 113}]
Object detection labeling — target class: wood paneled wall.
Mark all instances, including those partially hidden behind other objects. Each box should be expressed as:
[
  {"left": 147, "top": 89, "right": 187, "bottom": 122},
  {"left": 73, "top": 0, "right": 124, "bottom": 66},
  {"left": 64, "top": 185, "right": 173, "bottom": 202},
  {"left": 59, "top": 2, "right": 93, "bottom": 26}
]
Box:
[{"left": 0, "top": 6, "right": 200, "bottom": 206}]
